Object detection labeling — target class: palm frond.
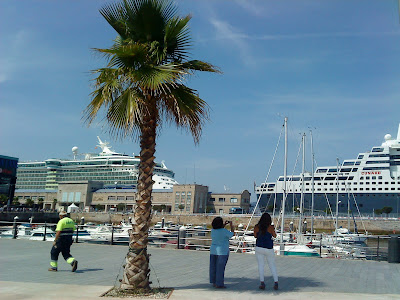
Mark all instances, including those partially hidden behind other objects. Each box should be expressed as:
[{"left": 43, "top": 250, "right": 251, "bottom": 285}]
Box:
[
  {"left": 179, "top": 60, "right": 222, "bottom": 74},
  {"left": 106, "top": 87, "right": 144, "bottom": 138},
  {"left": 159, "top": 84, "right": 209, "bottom": 144},
  {"left": 164, "top": 15, "right": 192, "bottom": 60}
]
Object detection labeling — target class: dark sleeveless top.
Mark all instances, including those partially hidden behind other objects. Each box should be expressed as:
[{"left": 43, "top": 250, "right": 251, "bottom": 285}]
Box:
[{"left": 255, "top": 227, "right": 273, "bottom": 249}]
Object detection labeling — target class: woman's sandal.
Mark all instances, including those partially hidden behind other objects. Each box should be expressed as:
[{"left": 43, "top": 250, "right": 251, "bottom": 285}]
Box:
[
  {"left": 259, "top": 282, "right": 265, "bottom": 290},
  {"left": 274, "top": 282, "right": 279, "bottom": 290}
]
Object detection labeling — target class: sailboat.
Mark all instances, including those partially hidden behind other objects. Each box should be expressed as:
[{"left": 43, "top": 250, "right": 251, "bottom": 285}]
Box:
[{"left": 274, "top": 123, "right": 318, "bottom": 257}]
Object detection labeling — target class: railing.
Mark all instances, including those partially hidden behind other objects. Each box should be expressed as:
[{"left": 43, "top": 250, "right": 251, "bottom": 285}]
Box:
[{"left": 0, "top": 220, "right": 393, "bottom": 261}]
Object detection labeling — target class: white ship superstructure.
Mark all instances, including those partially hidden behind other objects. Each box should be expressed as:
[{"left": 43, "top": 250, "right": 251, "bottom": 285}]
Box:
[
  {"left": 16, "top": 137, "right": 178, "bottom": 190},
  {"left": 255, "top": 125, "right": 400, "bottom": 214}
]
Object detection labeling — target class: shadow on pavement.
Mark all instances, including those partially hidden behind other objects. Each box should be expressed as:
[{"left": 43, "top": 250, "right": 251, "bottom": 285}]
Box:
[
  {"left": 174, "top": 276, "right": 323, "bottom": 293},
  {"left": 75, "top": 268, "right": 104, "bottom": 273}
]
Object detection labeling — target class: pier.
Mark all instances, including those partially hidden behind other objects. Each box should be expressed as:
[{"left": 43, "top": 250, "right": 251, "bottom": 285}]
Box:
[{"left": 1, "top": 239, "right": 399, "bottom": 299}]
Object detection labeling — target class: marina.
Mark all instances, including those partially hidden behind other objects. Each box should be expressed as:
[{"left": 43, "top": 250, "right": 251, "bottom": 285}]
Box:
[{"left": 1, "top": 218, "right": 397, "bottom": 262}]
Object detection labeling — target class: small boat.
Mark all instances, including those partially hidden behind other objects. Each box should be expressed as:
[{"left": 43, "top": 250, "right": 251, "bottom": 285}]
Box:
[{"left": 274, "top": 243, "right": 319, "bottom": 257}]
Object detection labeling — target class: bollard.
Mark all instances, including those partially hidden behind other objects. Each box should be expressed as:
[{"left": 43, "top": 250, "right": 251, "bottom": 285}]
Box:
[
  {"left": 388, "top": 235, "right": 400, "bottom": 263},
  {"left": 80, "top": 217, "right": 85, "bottom": 225},
  {"left": 128, "top": 217, "right": 132, "bottom": 224},
  {"left": 12, "top": 216, "right": 19, "bottom": 239},
  {"left": 161, "top": 217, "right": 165, "bottom": 229},
  {"left": 43, "top": 222, "right": 47, "bottom": 241},
  {"left": 178, "top": 226, "right": 186, "bottom": 249}
]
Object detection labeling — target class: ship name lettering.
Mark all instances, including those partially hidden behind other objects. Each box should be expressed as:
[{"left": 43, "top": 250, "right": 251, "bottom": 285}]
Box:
[{"left": 361, "top": 171, "right": 381, "bottom": 175}]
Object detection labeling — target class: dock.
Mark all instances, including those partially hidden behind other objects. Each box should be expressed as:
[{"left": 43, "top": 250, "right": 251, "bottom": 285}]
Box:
[{"left": 0, "top": 239, "right": 399, "bottom": 299}]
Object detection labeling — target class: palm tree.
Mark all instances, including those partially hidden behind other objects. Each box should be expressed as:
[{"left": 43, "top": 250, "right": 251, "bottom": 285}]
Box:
[{"left": 85, "top": 0, "right": 219, "bottom": 290}]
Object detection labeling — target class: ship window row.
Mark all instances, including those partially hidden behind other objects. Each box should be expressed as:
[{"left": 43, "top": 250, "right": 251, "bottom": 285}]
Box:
[
  {"left": 390, "top": 161, "right": 400, "bottom": 166},
  {"left": 390, "top": 155, "right": 400, "bottom": 159},
  {"left": 366, "top": 161, "right": 389, "bottom": 164},
  {"left": 357, "top": 155, "right": 364, "bottom": 159},
  {"left": 311, "top": 187, "right": 400, "bottom": 192},
  {"left": 19, "top": 163, "right": 46, "bottom": 167},
  {"left": 371, "top": 147, "right": 384, "bottom": 152},
  {"left": 369, "top": 154, "right": 389, "bottom": 158},
  {"left": 17, "top": 170, "right": 47, "bottom": 174},
  {"left": 363, "top": 167, "right": 390, "bottom": 170}
]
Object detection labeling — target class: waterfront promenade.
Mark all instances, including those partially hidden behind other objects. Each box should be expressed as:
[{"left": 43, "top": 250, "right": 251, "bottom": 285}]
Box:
[{"left": 0, "top": 239, "right": 399, "bottom": 300}]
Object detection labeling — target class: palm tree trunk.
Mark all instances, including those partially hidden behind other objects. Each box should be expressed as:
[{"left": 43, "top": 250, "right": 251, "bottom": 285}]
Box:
[{"left": 121, "top": 102, "right": 157, "bottom": 290}]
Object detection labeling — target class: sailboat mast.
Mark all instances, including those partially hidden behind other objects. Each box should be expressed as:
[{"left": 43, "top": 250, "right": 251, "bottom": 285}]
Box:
[
  {"left": 310, "top": 130, "right": 315, "bottom": 235},
  {"left": 335, "top": 158, "right": 340, "bottom": 235},
  {"left": 280, "top": 117, "right": 288, "bottom": 246},
  {"left": 298, "top": 133, "right": 305, "bottom": 234}
]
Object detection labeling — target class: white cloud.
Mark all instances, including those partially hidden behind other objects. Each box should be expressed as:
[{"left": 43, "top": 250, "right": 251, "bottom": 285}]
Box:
[{"left": 209, "top": 18, "right": 256, "bottom": 67}]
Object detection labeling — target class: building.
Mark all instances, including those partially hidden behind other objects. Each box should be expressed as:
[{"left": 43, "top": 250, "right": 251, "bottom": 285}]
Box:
[
  {"left": 0, "top": 155, "right": 19, "bottom": 207},
  {"left": 207, "top": 190, "right": 251, "bottom": 214},
  {"left": 172, "top": 184, "right": 209, "bottom": 214}
]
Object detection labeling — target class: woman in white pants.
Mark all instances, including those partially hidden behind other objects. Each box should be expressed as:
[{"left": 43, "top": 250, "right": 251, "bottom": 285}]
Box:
[{"left": 254, "top": 212, "right": 278, "bottom": 290}]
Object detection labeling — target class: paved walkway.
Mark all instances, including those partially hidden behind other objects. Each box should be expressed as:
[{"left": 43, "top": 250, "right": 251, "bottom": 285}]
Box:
[{"left": 0, "top": 239, "right": 399, "bottom": 299}]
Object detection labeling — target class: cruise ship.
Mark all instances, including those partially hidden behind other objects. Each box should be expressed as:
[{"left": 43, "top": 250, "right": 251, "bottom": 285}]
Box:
[
  {"left": 16, "top": 137, "right": 179, "bottom": 190},
  {"left": 255, "top": 125, "right": 400, "bottom": 214}
]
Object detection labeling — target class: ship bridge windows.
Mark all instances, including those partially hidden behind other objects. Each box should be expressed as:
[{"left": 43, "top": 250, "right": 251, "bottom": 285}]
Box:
[
  {"left": 291, "top": 177, "right": 301, "bottom": 181},
  {"left": 372, "top": 147, "right": 384, "bottom": 152},
  {"left": 338, "top": 176, "right": 348, "bottom": 180},
  {"left": 357, "top": 155, "right": 364, "bottom": 159},
  {"left": 325, "top": 177, "right": 335, "bottom": 180},
  {"left": 328, "top": 168, "right": 337, "bottom": 173},
  {"left": 343, "top": 161, "right": 355, "bottom": 166},
  {"left": 352, "top": 168, "right": 358, "bottom": 172},
  {"left": 316, "top": 169, "right": 327, "bottom": 173},
  {"left": 355, "top": 161, "right": 361, "bottom": 165},
  {"left": 339, "top": 168, "right": 352, "bottom": 173},
  {"left": 366, "top": 161, "right": 389, "bottom": 164}
]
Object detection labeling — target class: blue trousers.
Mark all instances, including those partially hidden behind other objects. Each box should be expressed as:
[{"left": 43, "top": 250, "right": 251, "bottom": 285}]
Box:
[{"left": 209, "top": 254, "right": 229, "bottom": 287}]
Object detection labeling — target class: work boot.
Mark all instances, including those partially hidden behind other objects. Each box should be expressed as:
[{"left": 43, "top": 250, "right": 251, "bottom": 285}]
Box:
[
  {"left": 48, "top": 268, "right": 57, "bottom": 272},
  {"left": 71, "top": 260, "right": 78, "bottom": 272}
]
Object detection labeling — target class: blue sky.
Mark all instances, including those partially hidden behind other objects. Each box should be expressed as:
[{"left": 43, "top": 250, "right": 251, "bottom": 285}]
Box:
[{"left": 1, "top": 0, "right": 400, "bottom": 199}]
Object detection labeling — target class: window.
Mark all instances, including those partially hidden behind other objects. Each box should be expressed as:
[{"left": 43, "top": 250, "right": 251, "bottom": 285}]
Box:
[
  {"left": 219, "top": 198, "right": 225, "bottom": 202},
  {"left": 108, "top": 196, "right": 116, "bottom": 201},
  {"left": 230, "top": 197, "right": 238, "bottom": 203},
  {"left": 126, "top": 196, "right": 134, "bottom": 201},
  {"left": 117, "top": 196, "right": 125, "bottom": 201}
]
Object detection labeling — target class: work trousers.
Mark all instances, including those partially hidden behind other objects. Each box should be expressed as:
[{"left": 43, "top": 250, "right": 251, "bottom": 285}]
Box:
[
  {"left": 255, "top": 246, "right": 278, "bottom": 282},
  {"left": 209, "top": 254, "right": 229, "bottom": 287},
  {"left": 51, "top": 237, "right": 73, "bottom": 262}
]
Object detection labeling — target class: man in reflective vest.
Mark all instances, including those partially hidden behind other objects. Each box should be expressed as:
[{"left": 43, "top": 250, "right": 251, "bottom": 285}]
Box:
[{"left": 48, "top": 211, "right": 78, "bottom": 272}]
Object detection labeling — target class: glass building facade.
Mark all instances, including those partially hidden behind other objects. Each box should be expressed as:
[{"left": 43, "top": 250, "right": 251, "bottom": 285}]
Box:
[{"left": 0, "top": 155, "right": 19, "bottom": 206}]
